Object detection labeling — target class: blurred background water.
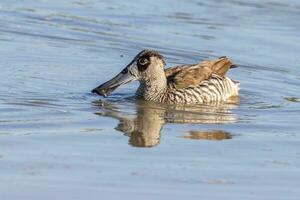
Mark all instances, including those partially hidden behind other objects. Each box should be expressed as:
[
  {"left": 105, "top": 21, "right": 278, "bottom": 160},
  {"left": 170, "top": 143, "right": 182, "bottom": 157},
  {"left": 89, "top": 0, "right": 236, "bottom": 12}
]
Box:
[{"left": 0, "top": 0, "right": 300, "bottom": 199}]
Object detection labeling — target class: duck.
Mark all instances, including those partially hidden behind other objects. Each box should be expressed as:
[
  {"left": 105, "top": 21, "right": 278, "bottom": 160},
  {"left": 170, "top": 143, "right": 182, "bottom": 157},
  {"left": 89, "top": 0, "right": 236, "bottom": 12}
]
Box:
[{"left": 92, "top": 49, "right": 239, "bottom": 104}]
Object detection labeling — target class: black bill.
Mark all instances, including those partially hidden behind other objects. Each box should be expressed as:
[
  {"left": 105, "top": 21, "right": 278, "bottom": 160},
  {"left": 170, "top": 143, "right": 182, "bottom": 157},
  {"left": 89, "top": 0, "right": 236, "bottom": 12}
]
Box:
[{"left": 92, "top": 70, "right": 135, "bottom": 97}]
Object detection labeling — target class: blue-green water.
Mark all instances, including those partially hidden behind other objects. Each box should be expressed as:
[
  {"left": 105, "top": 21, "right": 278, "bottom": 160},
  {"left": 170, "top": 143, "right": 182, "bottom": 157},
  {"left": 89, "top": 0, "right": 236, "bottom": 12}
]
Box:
[{"left": 0, "top": 0, "right": 300, "bottom": 199}]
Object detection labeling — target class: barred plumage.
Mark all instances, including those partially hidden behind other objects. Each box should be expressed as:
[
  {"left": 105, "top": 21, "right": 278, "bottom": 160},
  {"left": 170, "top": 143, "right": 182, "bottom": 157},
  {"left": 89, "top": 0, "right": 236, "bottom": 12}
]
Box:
[{"left": 160, "top": 74, "right": 238, "bottom": 104}]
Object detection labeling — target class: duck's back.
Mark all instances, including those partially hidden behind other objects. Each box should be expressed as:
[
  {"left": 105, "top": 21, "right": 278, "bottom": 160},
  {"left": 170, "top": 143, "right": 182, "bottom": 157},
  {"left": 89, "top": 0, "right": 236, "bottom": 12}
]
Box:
[{"left": 163, "top": 57, "right": 239, "bottom": 104}]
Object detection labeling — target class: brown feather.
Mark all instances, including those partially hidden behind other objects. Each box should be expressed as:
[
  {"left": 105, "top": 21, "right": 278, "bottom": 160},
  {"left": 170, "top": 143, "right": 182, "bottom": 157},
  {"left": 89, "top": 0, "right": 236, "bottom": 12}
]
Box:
[{"left": 165, "top": 57, "right": 234, "bottom": 89}]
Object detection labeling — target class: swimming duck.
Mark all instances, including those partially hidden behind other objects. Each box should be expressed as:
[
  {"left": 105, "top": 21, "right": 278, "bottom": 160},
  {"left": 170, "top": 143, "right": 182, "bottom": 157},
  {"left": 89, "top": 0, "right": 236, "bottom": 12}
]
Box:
[{"left": 92, "top": 49, "right": 239, "bottom": 104}]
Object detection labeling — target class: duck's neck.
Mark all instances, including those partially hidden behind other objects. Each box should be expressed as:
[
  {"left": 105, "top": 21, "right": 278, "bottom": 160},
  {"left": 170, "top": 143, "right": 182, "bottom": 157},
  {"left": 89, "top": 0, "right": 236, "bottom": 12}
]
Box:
[{"left": 136, "top": 73, "right": 167, "bottom": 102}]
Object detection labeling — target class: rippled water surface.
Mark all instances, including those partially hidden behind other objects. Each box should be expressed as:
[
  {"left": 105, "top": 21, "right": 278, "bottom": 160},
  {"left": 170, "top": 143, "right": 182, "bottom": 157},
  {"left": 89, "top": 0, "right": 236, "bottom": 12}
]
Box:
[{"left": 1, "top": 0, "right": 300, "bottom": 199}]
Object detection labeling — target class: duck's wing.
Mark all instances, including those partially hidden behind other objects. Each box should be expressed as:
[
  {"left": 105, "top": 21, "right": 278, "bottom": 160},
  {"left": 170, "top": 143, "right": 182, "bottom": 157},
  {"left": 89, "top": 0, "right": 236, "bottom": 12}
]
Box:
[{"left": 165, "top": 57, "right": 234, "bottom": 89}]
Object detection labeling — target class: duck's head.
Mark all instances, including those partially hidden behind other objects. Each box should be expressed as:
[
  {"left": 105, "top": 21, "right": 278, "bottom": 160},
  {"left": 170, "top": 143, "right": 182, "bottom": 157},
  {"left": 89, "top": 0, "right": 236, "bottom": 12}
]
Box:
[{"left": 92, "top": 49, "right": 166, "bottom": 97}]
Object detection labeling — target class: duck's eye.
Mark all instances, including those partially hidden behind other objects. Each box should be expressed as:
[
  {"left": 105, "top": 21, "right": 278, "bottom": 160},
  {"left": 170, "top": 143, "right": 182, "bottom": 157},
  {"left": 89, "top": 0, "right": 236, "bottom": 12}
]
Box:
[
  {"left": 137, "top": 56, "right": 150, "bottom": 72},
  {"left": 138, "top": 57, "right": 149, "bottom": 65}
]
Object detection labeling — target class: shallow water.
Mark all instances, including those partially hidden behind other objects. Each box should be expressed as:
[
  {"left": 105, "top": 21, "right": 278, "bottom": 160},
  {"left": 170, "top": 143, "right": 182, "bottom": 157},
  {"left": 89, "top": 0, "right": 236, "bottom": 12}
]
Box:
[{"left": 0, "top": 0, "right": 300, "bottom": 199}]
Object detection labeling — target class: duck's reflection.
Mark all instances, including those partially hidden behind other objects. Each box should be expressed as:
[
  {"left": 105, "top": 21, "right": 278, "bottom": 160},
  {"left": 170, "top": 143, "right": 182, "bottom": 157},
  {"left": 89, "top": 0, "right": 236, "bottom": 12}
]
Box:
[
  {"left": 93, "top": 98, "right": 238, "bottom": 147},
  {"left": 181, "top": 130, "right": 232, "bottom": 141},
  {"left": 114, "top": 102, "right": 164, "bottom": 147}
]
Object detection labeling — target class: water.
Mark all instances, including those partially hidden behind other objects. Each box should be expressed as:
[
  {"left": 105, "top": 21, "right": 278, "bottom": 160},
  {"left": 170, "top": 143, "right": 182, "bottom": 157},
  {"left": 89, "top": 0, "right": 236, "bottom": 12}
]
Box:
[{"left": 0, "top": 0, "right": 300, "bottom": 199}]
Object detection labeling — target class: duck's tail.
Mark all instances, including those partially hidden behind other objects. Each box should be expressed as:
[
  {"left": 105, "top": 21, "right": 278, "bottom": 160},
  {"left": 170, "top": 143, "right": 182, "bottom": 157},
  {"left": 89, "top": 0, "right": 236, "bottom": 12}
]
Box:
[{"left": 211, "top": 56, "right": 236, "bottom": 77}]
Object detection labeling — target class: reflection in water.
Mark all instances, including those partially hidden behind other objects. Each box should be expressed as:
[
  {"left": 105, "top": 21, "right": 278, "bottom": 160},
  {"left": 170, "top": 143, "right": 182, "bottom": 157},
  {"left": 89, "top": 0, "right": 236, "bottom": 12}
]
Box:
[
  {"left": 114, "top": 102, "right": 164, "bottom": 147},
  {"left": 181, "top": 130, "right": 232, "bottom": 141},
  {"left": 94, "top": 98, "right": 238, "bottom": 147},
  {"left": 284, "top": 97, "right": 300, "bottom": 103}
]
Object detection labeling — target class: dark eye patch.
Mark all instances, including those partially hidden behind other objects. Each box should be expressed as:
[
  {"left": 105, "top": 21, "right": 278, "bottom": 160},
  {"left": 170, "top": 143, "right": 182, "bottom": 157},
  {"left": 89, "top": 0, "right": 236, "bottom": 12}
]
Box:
[{"left": 137, "top": 56, "right": 150, "bottom": 72}]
